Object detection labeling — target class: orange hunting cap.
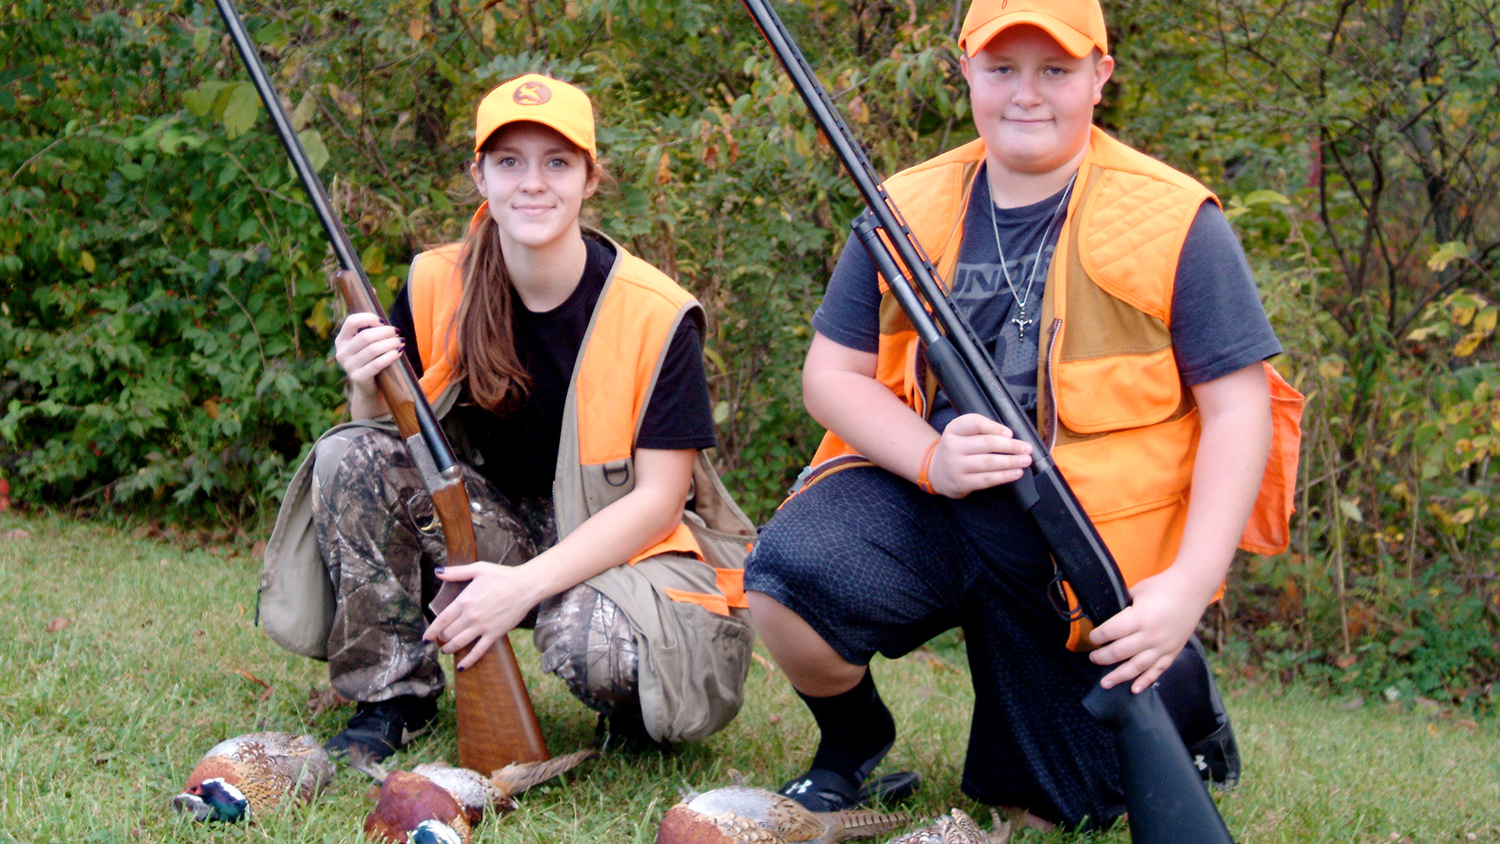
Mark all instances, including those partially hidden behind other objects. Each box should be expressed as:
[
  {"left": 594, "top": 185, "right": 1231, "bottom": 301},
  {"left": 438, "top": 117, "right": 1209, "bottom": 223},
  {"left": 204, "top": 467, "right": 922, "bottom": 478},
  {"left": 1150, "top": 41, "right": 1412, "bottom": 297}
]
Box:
[
  {"left": 959, "top": 0, "right": 1108, "bottom": 58},
  {"left": 473, "top": 74, "right": 596, "bottom": 159}
]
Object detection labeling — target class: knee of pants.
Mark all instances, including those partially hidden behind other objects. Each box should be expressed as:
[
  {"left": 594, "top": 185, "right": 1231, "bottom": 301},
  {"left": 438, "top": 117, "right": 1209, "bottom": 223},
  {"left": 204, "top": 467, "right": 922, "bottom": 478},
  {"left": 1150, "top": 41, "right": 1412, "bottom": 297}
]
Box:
[
  {"left": 746, "top": 511, "right": 841, "bottom": 584},
  {"left": 312, "top": 427, "right": 404, "bottom": 493},
  {"left": 533, "top": 587, "right": 640, "bottom": 711}
]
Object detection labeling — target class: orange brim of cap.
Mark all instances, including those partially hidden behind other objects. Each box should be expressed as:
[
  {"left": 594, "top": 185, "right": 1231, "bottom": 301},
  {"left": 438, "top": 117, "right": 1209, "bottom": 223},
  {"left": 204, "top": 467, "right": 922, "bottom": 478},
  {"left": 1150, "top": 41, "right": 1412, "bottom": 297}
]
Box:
[{"left": 963, "top": 12, "right": 1098, "bottom": 58}]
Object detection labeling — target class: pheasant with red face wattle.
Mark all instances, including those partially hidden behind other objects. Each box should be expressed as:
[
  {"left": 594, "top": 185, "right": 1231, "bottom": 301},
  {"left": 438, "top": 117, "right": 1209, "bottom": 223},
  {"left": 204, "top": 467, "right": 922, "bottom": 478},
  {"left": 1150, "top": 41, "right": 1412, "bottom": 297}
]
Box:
[
  {"left": 171, "top": 732, "right": 335, "bottom": 823},
  {"left": 352, "top": 748, "right": 597, "bottom": 844}
]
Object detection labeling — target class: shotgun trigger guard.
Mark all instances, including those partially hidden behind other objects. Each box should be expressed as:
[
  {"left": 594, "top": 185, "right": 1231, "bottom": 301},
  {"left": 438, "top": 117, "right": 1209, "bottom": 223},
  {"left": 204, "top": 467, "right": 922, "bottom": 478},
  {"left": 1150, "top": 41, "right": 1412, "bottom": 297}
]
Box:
[
  {"left": 406, "top": 493, "right": 441, "bottom": 535},
  {"left": 1047, "top": 565, "right": 1087, "bottom": 622}
]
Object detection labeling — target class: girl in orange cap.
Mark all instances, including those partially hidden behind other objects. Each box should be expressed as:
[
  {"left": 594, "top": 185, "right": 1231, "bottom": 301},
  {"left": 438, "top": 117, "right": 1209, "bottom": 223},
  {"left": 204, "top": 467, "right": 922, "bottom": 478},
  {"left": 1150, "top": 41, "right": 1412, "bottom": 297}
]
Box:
[{"left": 269, "top": 74, "right": 755, "bottom": 762}]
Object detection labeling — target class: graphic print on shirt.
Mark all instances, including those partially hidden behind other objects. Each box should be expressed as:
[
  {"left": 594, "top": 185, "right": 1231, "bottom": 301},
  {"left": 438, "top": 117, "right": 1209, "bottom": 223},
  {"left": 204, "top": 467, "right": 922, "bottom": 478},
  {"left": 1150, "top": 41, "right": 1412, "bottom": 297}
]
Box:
[{"left": 934, "top": 171, "right": 1069, "bottom": 428}]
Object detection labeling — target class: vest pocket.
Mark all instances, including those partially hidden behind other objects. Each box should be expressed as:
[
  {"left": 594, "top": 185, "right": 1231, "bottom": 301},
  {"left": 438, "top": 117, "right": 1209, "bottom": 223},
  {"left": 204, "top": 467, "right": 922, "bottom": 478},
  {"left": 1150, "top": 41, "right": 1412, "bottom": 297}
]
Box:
[
  {"left": 1056, "top": 411, "right": 1199, "bottom": 521},
  {"left": 1055, "top": 347, "right": 1182, "bottom": 434},
  {"left": 1063, "top": 492, "right": 1193, "bottom": 652}
]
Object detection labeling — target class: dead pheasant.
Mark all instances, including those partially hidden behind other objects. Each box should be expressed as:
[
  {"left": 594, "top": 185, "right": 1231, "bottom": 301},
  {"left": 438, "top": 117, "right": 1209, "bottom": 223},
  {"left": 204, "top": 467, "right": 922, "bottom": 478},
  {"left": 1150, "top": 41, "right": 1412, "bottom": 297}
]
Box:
[
  {"left": 882, "top": 809, "right": 1011, "bottom": 844},
  {"left": 407, "top": 819, "right": 464, "bottom": 844},
  {"left": 351, "top": 748, "right": 597, "bottom": 843},
  {"left": 656, "top": 784, "right": 910, "bottom": 844},
  {"left": 171, "top": 731, "right": 335, "bottom": 823}
]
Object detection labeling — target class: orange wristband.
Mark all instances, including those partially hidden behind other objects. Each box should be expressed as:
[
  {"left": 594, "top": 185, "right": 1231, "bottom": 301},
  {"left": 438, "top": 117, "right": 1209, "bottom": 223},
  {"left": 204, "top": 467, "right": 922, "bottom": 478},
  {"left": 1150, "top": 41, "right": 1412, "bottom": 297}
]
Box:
[{"left": 917, "top": 437, "right": 940, "bottom": 495}]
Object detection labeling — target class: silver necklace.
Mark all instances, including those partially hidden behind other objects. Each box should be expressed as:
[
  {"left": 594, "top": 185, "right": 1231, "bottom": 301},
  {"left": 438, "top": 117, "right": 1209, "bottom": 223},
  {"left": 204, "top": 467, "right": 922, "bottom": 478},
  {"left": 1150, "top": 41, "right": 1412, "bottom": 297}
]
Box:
[{"left": 987, "top": 172, "right": 1077, "bottom": 335}]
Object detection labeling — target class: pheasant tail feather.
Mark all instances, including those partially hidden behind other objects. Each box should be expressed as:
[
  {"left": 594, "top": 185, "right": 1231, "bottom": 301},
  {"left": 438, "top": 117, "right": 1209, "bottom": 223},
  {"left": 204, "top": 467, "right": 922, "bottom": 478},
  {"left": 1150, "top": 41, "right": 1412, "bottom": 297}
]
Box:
[
  {"left": 489, "top": 748, "right": 598, "bottom": 796},
  {"left": 828, "top": 808, "right": 911, "bottom": 839}
]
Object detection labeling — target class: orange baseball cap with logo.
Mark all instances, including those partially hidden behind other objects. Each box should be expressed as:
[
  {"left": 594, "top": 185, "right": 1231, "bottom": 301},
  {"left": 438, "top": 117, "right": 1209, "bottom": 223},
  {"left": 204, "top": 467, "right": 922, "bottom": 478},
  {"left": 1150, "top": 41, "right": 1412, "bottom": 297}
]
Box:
[
  {"left": 473, "top": 73, "right": 596, "bottom": 159},
  {"left": 958, "top": 0, "right": 1108, "bottom": 58}
]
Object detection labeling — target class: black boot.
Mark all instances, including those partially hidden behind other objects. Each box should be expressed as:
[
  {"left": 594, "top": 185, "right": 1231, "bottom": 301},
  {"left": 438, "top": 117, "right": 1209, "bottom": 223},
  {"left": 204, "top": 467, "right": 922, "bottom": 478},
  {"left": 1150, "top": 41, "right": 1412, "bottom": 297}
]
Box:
[{"left": 1156, "top": 636, "right": 1241, "bottom": 790}]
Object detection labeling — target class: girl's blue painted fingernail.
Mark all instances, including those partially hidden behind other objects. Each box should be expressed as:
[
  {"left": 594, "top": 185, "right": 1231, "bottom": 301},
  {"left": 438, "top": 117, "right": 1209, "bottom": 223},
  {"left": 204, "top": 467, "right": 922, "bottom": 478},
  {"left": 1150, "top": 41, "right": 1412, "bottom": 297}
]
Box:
[
  {"left": 434, "top": 567, "right": 446, "bottom": 575},
  {"left": 457, "top": 665, "right": 466, "bottom": 672}
]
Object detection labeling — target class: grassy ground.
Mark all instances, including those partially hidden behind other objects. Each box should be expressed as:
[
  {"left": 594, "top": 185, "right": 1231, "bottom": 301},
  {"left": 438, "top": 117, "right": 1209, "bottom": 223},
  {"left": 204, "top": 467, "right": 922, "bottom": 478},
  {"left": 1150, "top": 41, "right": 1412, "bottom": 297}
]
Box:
[{"left": 1, "top": 510, "right": 1496, "bottom": 843}]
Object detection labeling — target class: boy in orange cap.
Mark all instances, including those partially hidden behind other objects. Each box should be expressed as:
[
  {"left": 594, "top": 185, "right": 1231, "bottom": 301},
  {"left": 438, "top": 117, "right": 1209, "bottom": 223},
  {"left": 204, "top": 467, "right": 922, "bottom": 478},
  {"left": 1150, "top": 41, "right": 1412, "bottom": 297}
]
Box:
[{"left": 744, "top": 0, "right": 1299, "bottom": 828}]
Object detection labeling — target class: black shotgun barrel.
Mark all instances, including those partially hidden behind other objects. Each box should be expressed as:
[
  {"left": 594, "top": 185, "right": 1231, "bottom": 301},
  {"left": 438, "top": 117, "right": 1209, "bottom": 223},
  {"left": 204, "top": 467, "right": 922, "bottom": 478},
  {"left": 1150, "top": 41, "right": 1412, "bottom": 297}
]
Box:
[{"left": 210, "top": 0, "right": 456, "bottom": 474}]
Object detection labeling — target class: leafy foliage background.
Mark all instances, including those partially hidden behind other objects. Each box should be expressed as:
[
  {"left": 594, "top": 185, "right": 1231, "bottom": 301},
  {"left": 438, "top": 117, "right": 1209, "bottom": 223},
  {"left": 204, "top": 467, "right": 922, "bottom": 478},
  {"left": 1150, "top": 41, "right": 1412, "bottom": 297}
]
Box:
[{"left": 2, "top": 0, "right": 1497, "bottom": 704}]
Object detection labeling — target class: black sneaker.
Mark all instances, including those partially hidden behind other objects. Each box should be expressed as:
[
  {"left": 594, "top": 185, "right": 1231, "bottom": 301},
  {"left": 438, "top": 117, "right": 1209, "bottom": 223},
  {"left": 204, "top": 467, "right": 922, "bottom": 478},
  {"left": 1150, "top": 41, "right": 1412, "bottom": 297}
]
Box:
[
  {"left": 778, "top": 767, "right": 860, "bottom": 812},
  {"left": 778, "top": 768, "right": 922, "bottom": 812},
  {"left": 594, "top": 708, "right": 672, "bottom": 754},
  {"left": 325, "top": 694, "right": 438, "bottom": 763},
  {"left": 1186, "top": 719, "right": 1241, "bottom": 791}
]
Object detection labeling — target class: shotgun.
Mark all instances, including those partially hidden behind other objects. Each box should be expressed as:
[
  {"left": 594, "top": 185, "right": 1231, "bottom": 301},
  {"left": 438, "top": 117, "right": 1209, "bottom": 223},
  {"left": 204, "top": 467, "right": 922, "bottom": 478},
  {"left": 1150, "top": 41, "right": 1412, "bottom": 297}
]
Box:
[
  {"left": 738, "top": 0, "right": 1234, "bottom": 840},
  {"left": 212, "top": 0, "right": 548, "bottom": 773}
]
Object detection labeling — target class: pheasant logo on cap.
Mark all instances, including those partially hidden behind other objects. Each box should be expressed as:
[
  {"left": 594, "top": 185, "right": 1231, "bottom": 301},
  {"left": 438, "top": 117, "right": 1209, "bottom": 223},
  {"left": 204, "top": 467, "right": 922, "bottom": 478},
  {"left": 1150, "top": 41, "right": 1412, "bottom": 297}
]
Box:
[{"left": 513, "top": 81, "right": 551, "bottom": 105}]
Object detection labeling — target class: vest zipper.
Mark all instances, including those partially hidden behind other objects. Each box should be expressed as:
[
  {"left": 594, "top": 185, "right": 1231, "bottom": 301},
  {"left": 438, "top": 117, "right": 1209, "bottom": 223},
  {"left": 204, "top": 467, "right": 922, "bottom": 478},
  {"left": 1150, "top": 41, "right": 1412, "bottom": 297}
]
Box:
[{"left": 1044, "top": 318, "right": 1063, "bottom": 451}]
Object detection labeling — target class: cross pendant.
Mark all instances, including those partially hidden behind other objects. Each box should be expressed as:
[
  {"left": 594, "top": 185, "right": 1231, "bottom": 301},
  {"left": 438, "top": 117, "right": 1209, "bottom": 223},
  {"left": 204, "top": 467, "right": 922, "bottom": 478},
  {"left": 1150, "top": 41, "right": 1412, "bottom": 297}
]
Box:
[{"left": 1011, "top": 314, "right": 1034, "bottom": 333}]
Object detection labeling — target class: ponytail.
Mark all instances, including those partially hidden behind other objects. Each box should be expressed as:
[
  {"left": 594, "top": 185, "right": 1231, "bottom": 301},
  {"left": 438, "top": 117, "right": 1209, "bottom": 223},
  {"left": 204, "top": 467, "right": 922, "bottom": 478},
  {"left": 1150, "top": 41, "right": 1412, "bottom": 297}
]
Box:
[
  {"left": 446, "top": 139, "right": 608, "bottom": 415},
  {"left": 447, "top": 215, "right": 530, "bottom": 414}
]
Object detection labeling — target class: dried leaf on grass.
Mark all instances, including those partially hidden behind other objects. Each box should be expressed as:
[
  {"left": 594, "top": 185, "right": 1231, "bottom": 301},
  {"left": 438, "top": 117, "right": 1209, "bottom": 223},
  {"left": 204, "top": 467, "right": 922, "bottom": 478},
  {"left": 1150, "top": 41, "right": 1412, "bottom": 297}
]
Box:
[
  {"left": 4, "top": 528, "right": 31, "bottom": 540},
  {"left": 46, "top": 616, "right": 71, "bottom": 633},
  {"left": 307, "top": 685, "right": 351, "bottom": 714},
  {"left": 231, "top": 668, "right": 275, "bottom": 702},
  {"left": 906, "top": 648, "right": 961, "bottom": 673},
  {"left": 232, "top": 668, "right": 271, "bottom": 689}
]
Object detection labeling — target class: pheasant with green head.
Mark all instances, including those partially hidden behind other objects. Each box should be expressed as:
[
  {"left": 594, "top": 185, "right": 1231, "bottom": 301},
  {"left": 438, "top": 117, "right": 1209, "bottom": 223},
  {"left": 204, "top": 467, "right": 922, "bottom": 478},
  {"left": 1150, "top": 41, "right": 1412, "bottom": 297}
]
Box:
[{"left": 171, "top": 731, "right": 335, "bottom": 823}]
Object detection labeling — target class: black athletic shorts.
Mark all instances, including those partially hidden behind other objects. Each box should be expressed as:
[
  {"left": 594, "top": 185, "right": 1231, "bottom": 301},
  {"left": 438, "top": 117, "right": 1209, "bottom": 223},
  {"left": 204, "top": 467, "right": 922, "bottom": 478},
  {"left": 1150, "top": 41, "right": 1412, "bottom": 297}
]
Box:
[{"left": 744, "top": 465, "right": 1125, "bottom": 827}]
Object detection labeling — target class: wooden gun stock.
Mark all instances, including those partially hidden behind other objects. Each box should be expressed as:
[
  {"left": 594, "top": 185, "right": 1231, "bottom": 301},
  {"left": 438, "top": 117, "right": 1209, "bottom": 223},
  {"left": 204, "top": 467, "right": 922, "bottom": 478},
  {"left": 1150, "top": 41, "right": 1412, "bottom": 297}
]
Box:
[
  {"left": 335, "top": 273, "right": 549, "bottom": 774},
  {"left": 207, "top": 0, "right": 548, "bottom": 775}
]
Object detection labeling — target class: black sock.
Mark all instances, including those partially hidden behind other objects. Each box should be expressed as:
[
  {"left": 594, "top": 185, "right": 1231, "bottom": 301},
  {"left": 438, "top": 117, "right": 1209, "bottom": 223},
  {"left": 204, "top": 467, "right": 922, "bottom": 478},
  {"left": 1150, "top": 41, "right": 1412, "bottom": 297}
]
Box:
[{"left": 799, "top": 670, "right": 896, "bottom": 784}]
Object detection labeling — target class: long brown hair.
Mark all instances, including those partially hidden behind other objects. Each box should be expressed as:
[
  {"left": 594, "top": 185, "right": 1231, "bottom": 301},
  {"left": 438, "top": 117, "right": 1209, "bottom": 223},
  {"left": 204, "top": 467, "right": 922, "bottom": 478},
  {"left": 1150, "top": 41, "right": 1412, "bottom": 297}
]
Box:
[{"left": 446, "top": 136, "right": 606, "bottom": 415}]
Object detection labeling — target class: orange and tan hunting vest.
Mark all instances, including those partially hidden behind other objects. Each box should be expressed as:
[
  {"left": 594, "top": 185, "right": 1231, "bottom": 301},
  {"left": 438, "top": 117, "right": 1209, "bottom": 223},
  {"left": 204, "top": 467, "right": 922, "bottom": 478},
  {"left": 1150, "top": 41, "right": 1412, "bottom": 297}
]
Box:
[
  {"left": 405, "top": 207, "right": 753, "bottom": 615},
  {"left": 806, "top": 128, "right": 1303, "bottom": 648}
]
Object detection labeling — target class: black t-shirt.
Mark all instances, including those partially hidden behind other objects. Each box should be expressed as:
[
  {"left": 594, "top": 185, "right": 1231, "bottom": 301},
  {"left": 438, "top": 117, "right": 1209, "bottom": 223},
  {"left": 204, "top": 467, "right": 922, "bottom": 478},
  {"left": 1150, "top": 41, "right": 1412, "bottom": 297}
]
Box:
[
  {"left": 389, "top": 234, "right": 717, "bottom": 501},
  {"left": 813, "top": 165, "right": 1283, "bottom": 433}
]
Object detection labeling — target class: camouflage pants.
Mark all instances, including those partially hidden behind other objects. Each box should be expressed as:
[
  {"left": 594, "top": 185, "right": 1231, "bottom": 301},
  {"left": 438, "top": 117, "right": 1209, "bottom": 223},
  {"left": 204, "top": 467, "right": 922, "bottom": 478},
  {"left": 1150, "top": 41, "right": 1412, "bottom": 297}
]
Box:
[{"left": 310, "top": 427, "right": 640, "bottom": 716}]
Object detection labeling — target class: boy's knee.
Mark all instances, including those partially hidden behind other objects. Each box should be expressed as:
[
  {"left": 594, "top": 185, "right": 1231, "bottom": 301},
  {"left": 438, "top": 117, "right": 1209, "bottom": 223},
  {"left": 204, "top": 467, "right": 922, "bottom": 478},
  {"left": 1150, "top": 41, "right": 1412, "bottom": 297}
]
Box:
[{"left": 747, "top": 512, "right": 841, "bottom": 583}]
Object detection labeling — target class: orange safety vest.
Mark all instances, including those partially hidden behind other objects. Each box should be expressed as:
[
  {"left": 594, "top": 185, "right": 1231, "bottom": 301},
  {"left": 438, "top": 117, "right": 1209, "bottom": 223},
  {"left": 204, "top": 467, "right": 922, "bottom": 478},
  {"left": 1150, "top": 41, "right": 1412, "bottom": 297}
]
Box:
[
  {"left": 402, "top": 205, "right": 750, "bottom": 612},
  {"left": 806, "top": 128, "right": 1303, "bottom": 648}
]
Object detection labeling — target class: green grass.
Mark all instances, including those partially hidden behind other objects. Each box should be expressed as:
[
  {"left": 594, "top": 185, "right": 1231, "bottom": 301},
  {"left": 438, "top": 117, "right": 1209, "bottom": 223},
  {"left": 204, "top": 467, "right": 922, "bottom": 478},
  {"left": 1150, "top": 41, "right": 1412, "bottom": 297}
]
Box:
[{"left": 1, "top": 510, "right": 1497, "bottom": 843}]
